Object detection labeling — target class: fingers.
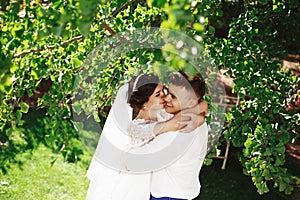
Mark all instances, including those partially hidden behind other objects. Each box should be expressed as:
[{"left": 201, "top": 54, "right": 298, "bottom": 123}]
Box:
[
  {"left": 181, "top": 113, "right": 194, "bottom": 119},
  {"left": 176, "top": 121, "right": 190, "bottom": 131},
  {"left": 178, "top": 115, "right": 191, "bottom": 121},
  {"left": 180, "top": 121, "right": 194, "bottom": 133},
  {"left": 176, "top": 121, "right": 189, "bottom": 126}
]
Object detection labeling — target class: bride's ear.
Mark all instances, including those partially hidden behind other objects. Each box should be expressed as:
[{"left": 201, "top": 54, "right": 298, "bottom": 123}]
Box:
[{"left": 142, "top": 102, "right": 149, "bottom": 110}]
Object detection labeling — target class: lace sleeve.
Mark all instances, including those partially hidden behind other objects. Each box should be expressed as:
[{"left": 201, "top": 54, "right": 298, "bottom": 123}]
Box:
[
  {"left": 157, "top": 109, "right": 173, "bottom": 122},
  {"left": 128, "top": 119, "right": 157, "bottom": 147}
]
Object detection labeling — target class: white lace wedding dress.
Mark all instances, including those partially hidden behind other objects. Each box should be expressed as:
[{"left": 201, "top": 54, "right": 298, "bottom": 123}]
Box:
[{"left": 86, "top": 109, "right": 171, "bottom": 200}]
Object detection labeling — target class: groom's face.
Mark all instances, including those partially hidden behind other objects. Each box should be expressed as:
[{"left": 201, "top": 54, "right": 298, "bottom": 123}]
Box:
[{"left": 164, "top": 84, "right": 195, "bottom": 114}]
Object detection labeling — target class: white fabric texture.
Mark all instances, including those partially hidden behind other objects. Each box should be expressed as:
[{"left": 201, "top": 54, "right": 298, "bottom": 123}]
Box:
[
  {"left": 128, "top": 119, "right": 156, "bottom": 147},
  {"left": 85, "top": 119, "right": 159, "bottom": 200},
  {"left": 150, "top": 122, "right": 208, "bottom": 200},
  {"left": 86, "top": 158, "right": 151, "bottom": 200},
  {"left": 86, "top": 83, "right": 151, "bottom": 200}
]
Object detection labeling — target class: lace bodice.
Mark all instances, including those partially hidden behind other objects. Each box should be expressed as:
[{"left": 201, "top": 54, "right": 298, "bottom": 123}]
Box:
[{"left": 128, "top": 109, "right": 173, "bottom": 147}]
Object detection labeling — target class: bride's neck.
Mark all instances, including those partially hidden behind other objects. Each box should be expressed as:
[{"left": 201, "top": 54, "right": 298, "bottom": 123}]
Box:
[{"left": 135, "top": 110, "right": 157, "bottom": 121}]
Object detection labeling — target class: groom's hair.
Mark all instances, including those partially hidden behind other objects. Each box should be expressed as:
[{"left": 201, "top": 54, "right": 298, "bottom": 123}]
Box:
[
  {"left": 127, "top": 74, "right": 159, "bottom": 110},
  {"left": 169, "top": 71, "right": 206, "bottom": 102}
]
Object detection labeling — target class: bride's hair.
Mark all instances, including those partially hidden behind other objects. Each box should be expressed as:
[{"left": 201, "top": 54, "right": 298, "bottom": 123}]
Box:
[{"left": 127, "top": 74, "right": 159, "bottom": 111}]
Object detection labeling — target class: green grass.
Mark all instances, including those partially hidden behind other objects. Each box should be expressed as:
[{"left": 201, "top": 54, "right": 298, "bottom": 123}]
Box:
[
  {"left": 2, "top": 110, "right": 298, "bottom": 199},
  {"left": 0, "top": 145, "right": 90, "bottom": 200},
  {"left": 1, "top": 144, "right": 299, "bottom": 200}
]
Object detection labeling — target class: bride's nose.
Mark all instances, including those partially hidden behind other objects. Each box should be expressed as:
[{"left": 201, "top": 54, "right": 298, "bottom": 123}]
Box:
[{"left": 161, "top": 91, "right": 166, "bottom": 97}]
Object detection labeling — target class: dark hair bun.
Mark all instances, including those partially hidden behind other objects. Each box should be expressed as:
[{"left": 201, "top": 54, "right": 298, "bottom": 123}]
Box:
[{"left": 127, "top": 74, "right": 159, "bottom": 110}]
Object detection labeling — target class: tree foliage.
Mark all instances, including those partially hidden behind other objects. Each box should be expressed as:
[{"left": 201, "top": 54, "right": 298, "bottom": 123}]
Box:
[{"left": 0, "top": 0, "right": 299, "bottom": 195}]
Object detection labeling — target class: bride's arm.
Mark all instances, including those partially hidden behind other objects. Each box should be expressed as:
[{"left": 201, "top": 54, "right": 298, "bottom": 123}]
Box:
[
  {"left": 128, "top": 121, "right": 157, "bottom": 147},
  {"left": 129, "top": 101, "right": 208, "bottom": 145},
  {"left": 153, "top": 113, "right": 189, "bottom": 136},
  {"left": 129, "top": 113, "right": 190, "bottom": 147},
  {"left": 154, "top": 100, "right": 208, "bottom": 135}
]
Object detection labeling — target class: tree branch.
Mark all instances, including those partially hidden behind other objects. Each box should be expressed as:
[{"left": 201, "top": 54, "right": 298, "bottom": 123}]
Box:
[
  {"left": 100, "top": 23, "right": 129, "bottom": 42},
  {"left": 100, "top": 23, "right": 116, "bottom": 36},
  {"left": 12, "top": 35, "right": 84, "bottom": 59},
  {"left": 111, "top": 0, "right": 136, "bottom": 17}
]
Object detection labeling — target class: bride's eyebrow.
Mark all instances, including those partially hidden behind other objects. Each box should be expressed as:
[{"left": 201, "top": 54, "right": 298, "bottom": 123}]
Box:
[{"left": 154, "top": 90, "right": 161, "bottom": 96}]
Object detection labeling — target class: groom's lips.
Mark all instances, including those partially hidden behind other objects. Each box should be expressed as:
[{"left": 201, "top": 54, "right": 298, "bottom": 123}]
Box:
[{"left": 164, "top": 103, "right": 172, "bottom": 108}]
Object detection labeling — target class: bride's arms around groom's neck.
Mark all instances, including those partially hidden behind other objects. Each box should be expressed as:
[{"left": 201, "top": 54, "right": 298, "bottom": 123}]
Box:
[{"left": 153, "top": 101, "right": 208, "bottom": 136}]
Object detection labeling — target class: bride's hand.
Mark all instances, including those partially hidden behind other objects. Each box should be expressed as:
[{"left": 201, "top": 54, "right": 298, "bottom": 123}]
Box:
[
  {"left": 183, "top": 100, "right": 208, "bottom": 116},
  {"left": 177, "top": 113, "right": 206, "bottom": 133},
  {"left": 154, "top": 113, "right": 191, "bottom": 135},
  {"left": 169, "top": 113, "right": 191, "bottom": 131}
]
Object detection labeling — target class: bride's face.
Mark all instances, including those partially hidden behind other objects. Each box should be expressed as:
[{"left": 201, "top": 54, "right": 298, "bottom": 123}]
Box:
[{"left": 143, "top": 83, "right": 165, "bottom": 111}]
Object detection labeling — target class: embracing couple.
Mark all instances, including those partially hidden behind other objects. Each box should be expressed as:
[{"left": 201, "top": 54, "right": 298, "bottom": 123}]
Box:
[{"left": 86, "top": 72, "right": 209, "bottom": 200}]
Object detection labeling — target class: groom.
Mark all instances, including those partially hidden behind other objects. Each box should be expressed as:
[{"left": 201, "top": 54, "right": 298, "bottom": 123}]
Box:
[{"left": 149, "top": 72, "right": 208, "bottom": 200}]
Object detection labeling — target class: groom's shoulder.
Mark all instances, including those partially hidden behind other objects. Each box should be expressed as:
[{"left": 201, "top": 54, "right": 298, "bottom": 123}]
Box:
[{"left": 195, "top": 121, "right": 208, "bottom": 134}]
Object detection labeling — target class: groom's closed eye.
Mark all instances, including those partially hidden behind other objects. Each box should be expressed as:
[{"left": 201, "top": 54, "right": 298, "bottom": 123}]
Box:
[
  {"left": 170, "top": 93, "right": 176, "bottom": 99},
  {"left": 166, "top": 91, "right": 176, "bottom": 99}
]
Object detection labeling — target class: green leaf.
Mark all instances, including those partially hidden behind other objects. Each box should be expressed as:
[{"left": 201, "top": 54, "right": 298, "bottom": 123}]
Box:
[
  {"left": 193, "top": 23, "right": 205, "bottom": 32},
  {"left": 257, "top": 182, "right": 270, "bottom": 194},
  {"left": 31, "top": 69, "right": 39, "bottom": 80},
  {"left": 262, "top": 169, "right": 272, "bottom": 180},
  {"left": 78, "top": 21, "right": 92, "bottom": 37},
  {"left": 93, "top": 112, "right": 101, "bottom": 123},
  {"left": 72, "top": 101, "right": 82, "bottom": 115},
  {"left": 20, "top": 102, "right": 29, "bottom": 113},
  {"left": 279, "top": 181, "right": 286, "bottom": 192},
  {"left": 204, "top": 157, "right": 213, "bottom": 165},
  {"left": 208, "top": 25, "right": 215, "bottom": 34},
  {"left": 156, "top": 0, "right": 166, "bottom": 8},
  {"left": 274, "top": 143, "right": 285, "bottom": 154},
  {"left": 15, "top": 110, "right": 22, "bottom": 121},
  {"left": 134, "top": 22, "right": 143, "bottom": 28},
  {"left": 259, "top": 0, "right": 268, "bottom": 5}
]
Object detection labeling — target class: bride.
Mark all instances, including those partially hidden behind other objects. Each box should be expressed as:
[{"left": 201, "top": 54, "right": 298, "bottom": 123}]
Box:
[{"left": 86, "top": 73, "right": 207, "bottom": 200}]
